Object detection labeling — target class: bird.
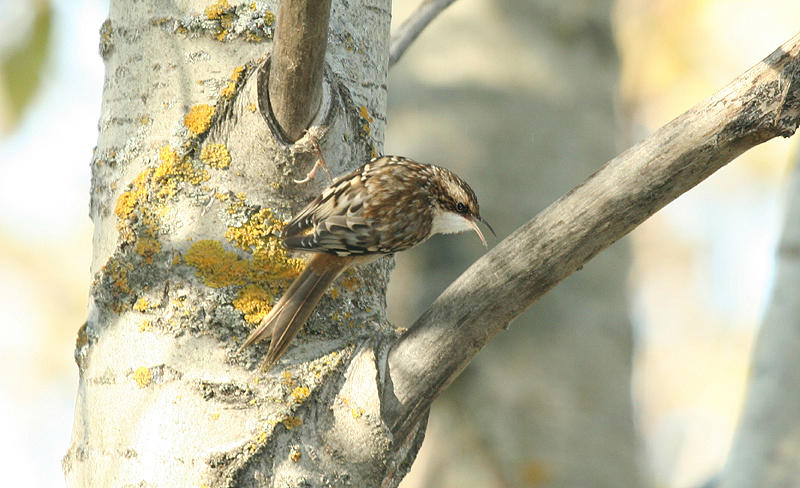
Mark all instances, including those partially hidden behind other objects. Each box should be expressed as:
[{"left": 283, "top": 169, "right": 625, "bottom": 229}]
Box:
[{"left": 238, "top": 155, "right": 494, "bottom": 371}]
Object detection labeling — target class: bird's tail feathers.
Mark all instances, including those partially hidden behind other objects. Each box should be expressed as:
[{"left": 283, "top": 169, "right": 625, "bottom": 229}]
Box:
[{"left": 237, "top": 253, "right": 351, "bottom": 371}]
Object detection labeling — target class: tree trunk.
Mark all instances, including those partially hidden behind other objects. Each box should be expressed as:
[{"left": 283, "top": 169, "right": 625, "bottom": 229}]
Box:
[
  {"left": 717, "top": 149, "right": 800, "bottom": 488},
  {"left": 389, "top": 2, "right": 648, "bottom": 486},
  {"left": 63, "top": 1, "right": 413, "bottom": 486}
]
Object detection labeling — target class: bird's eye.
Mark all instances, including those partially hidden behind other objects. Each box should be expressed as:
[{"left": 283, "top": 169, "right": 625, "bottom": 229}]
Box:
[{"left": 456, "top": 202, "right": 467, "bottom": 213}]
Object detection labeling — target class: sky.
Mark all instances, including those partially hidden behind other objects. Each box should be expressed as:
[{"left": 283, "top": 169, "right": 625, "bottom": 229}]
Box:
[{"left": 0, "top": 0, "right": 107, "bottom": 486}]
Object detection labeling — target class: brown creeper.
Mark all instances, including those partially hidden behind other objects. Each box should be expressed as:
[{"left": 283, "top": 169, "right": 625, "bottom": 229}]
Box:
[{"left": 238, "top": 155, "right": 494, "bottom": 370}]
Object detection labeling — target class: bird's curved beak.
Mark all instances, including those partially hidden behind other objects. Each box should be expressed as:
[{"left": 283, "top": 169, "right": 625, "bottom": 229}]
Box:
[{"left": 467, "top": 215, "right": 496, "bottom": 249}]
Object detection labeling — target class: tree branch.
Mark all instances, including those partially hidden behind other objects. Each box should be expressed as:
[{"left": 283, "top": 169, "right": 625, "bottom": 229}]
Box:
[
  {"left": 389, "top": 0, "right": 458, "bottom": 68},
  {"left": 268, "top": 0, "right": 332, "bottom": 142},
  {"left": 383, "top": 32, "right": 800, "bottom": 435}
]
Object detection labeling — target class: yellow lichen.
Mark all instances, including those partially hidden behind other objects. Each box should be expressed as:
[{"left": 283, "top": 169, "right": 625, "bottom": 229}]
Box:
[
  {"left": 132, "top": 366, "right": 152, "bottom": 388},
  {"left": 184, "top": 240, "right": 248, "bottom": 288},
  {"left": 114, "top": 168, "right": 152, "bottom": 220},
  {"left": 290, "top": 386, "right": 310, "bottom": 403},
  {"left": 200, "top": 143, "right": 231, "bottom": 169},
  {"left": 290, "top": 449, "right": 301, "bottom": 462},
  {"left": 358, "top": 105, "right": 373, "bottom": 122},
  {"left": 220, "top": 66, "right": 245, "bottom": 98},
  {"left": 264, "top": 10, "right": 275, "bottom": 25},
  {"left": 250, "top": 246, "right": 304, "bottom": 283},
  {"left": 204, "top": 0, "right": 230, "bottom": 20},
  {"left": 225, "top": 208, "right": 280, "bottom": 250},
  {"left": 183, "top": 104, "right": 215, "bottom": 136},
  {"left": 133, "top": 297, "right": 149, "bottom": 312},
  {"left": 138, "top": 319, "right": 152, "bottom": 332},
  {"left": 245, "top": 102, "right": 257, "bottom": 112},
  {"left": 225, "top": 209, "right": 305, "bottom": 284},
  {"left": 248, "top": 430, "right": 269, "bottom": 453},
  {"left": 104, "top": 257, "right": 133, "bottom": 295},
  {"left": 154, "top": 145, "right": 210, "bottom": 198},
  {"left": 233, "top": 284, "right": 273, "bottom": 323},
  {"left": 115, "top": 191, "right": 138, "bottom": 219},
  {"left": 135, "top": 237, "right": 162, "bottom": 264},
  {"left": 281, "top": 370, "right": 296, "bottom": 387},
  {"left": 282, "top": 416, "right": 302, "bottom": 429}
]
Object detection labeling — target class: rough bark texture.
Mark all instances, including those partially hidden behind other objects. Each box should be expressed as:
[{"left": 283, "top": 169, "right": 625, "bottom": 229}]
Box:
[
  {"left": 717, "top": 146, "right": 800, "bottom": 488},
  {"left": 64, "top": 1, "right": 405, "bottom": 486}
]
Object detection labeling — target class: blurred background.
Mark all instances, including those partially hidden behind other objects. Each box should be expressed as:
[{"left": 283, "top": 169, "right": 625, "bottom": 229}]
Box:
[{"left": 2, "top": 0, "right": 798, "bottom": 486}]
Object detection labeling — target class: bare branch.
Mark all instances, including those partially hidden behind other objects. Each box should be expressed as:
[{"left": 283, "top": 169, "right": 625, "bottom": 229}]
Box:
[
  {"left": 389, "top": 0, "right": 458, "bottom": 68},
  {"left": 268, "top": 0, "right": 332, "bottom": 142},
  {"left": 383, "top": 32, "right": 800, "bottom": 435}
]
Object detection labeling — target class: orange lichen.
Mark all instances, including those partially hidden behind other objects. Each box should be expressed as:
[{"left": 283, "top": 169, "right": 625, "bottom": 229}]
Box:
[
  {"left": 233, "top": 284, "right": 273, "bottom": 323},
  {"left": 184, "top": 240, "right": 248, "bottom": 288},
  {"left": 132, "top": 367, "right": 152, "bottom": 388},
  {"left": 183, "top": 104, "right": 215, "bottom": 136},
  {"left": 200, "top": 142, "right": 231, "bottom": 169}
]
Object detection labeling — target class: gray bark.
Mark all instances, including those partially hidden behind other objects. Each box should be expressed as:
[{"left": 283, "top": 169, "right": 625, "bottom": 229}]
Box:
[
  {"left": 717, "top": 137, "right": 800, "bottom": 488},
  {"left": 65, "top": 1, "right": 402, "bottom": 486}
]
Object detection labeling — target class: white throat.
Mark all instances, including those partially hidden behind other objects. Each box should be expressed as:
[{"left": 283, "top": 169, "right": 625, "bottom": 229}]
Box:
[{"left": 430, "top": 210, "right": 474, "bottom": 236}]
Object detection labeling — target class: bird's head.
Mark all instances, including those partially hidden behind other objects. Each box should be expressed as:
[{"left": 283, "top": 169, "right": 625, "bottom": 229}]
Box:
[{"left": 430, "top": 166, "right": 495, "bottom": 248}]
